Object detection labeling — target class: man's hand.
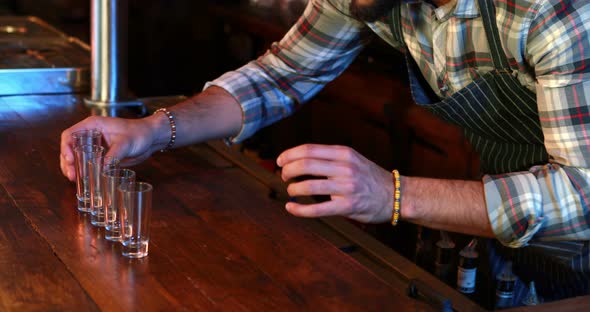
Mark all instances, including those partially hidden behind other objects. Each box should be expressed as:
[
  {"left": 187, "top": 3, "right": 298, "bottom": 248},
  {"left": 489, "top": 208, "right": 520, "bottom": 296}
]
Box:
[
  {"left": 60, "top": 115, "right": 164, "bottom": 181},
  {"left": 60, "top": 87, "right": 243, "bottom": 183},
  {"left": 276, "top": 144, "right": 393, "bottom": 223}
]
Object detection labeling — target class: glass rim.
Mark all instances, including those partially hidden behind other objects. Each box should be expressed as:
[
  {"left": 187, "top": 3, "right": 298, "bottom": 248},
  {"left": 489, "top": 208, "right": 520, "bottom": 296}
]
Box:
[
  {"left": 74, "top": 144, "right": 105, "bottom": 153},
  {"left": 101, "top": 155, "right": 120, "bottom": 164},
  {"left": 102, "top": 168, "right": 136, "bottom": 178},
  {"left": 119, "top": 181, "right": 153, "bottom": 193},
  {"left": 88, "top": 155, "right": 120, "bottom": 165},
  {"left": 71, "top": 129, "right": 102, "bottom": 139}
]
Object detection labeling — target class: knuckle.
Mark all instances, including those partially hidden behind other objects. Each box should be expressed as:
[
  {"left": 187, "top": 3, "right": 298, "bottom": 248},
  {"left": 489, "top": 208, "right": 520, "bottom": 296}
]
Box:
[
  {"left": 344, "top": 182, "right": 356, "bottom": 194},
  {"left": 337, "top": 145, "right": 351, "bottom": 154},
  {"left": 300, "top": 182, "right": 311, "bottom": 194},
  {"left": 349, "top": 150, "right": 359, "bottom": 161},
  {"left": 84, "top": 116, "right": 103, "bottom": 128},
  {"left": 298, "top": 159, "right": 312, "bottom": 171},
  {"left": 340, "top": 198, "right": 352, "bottom": 210},
  {"left": 342, "top": 165, "right": 355, "bottom": 177},
  {"left": 302, "top": 144, "right": 314, "bottom": 155},
  {"left": 347, "top": 199, "right": 359, "bottom": 214},
  {"left": 334, "top": 145, "right": 347, "bottom": 151},
  {"left": 86, "top": 116, "right": 100, "bottom": 123},
  {"left": 307, "top": 181, "right": 320, "bottom": 194}
]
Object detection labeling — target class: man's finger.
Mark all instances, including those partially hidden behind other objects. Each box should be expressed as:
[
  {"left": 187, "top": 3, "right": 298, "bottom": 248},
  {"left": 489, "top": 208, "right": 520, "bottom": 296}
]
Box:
[
  {"left": 59, "top": 144, "right": 76, "bottom": 181},
  {"left": 280, "top": 159, "right": 354, "bottom": 181},
  {"left": 287, "top": 179, "right": 352, "bottom": 197},
  {"left": 285, "top": 199, "right": 350, "bottom": 218},
  {"left": 60, "top": 118, "right": 102, "bottom": 180},
  {"left": 119, "top": 153, "right": 151, "bottom": 167},
  {"left": 277, "top": 144, "right": 356, "bottom": 167},
  {"left": 59, "top": 153, "right": 75, "bottom": 181},
  {"left": 60, "top": 129, "right": 75, "bottom": 170},
  {"left": 104, "top": 142, "right": 126, "bottom": 159},
  {"left": 105, "top": 142, "right": 139, "bottom": 166}
]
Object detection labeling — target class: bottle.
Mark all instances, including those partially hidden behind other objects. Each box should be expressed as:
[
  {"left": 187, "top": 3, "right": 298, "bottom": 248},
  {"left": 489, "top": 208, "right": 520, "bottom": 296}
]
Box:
[
  {"left": 434, "top": 231, "right": 455, "bottom": 285},
  {"left": 414, "top": 226, "right": 433, "bottom": 271},
  {"left": 413, "top": 226, "right": 424, "bottom": 264},
  {"left": 495, "top": 261, "right": 516, "bottom": 309},
  {"left": 457, "top": 238, "right": 478, "bottom": 295},
  {"left": 522, "top": 281, "right": 542, "bottom": 306}
]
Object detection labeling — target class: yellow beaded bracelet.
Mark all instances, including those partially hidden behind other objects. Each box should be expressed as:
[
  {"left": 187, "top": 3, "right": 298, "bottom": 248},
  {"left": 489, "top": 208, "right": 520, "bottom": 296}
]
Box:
[{"left": 391, "top": 169, "right": 401, "bottom": 226}]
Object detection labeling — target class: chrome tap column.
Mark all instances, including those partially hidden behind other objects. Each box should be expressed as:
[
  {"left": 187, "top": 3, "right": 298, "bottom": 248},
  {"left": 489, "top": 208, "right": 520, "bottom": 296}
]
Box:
[{"left": 85, "top": 0, "right": 141, "bottom": 107}]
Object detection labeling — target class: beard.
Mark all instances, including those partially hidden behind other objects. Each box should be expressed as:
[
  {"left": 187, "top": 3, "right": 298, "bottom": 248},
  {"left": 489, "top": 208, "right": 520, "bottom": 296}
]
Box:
[{"left": 349, "top": 0, "right": 398, "bottom": 22}]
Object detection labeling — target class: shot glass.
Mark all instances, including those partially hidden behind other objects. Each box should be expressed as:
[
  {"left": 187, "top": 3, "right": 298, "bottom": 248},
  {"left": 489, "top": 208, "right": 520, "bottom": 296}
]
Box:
[
  {"left": 102, "top": 168, "right": 136, "bottom": 242},
  {"left": 71, "top": 129, "right": 102, "bottom": 211},
  {"left": 119, "top": 182, "right": 153, "bottom": 258},
  {"left": 72, "top": 129, "right": 102, "bottom": 148},
  {"left": 89, "top": 156, "right": 120, "bottom": 227},
  {"left": 74, "top": 145, "right": 105, "bottom": 212}
]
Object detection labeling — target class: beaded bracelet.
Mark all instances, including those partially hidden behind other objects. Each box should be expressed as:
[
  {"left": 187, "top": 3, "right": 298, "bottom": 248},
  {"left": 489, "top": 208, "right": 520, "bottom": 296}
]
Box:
[
  {"left": 391, "top": 169, "right": 401, "bottom": 226},
  {"left": 154, "top": 108, "right": 176, "bottom": 152}
]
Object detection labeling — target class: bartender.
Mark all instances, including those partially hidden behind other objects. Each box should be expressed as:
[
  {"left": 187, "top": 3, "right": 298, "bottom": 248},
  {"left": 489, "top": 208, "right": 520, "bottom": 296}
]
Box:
[{"left": 60, "top": 0, "right": 590, "bottom": 304}]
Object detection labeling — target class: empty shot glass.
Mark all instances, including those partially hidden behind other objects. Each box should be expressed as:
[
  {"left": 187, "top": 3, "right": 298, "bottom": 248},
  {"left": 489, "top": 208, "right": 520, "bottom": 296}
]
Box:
[
  {"left": 119, "top": 182, "right": 153, "bottom": 258},
  {"left": 71, "top": 129, "right": 102, "bottom": 211},
  {"left": 89, "top": 156, "right": 120, "bottom": 227},
  {"left": 74, "top": 145, "right": 105, "bottom": 212},
  {"left": 102, "top": 168, "right": 136, "bottom": 242},
  {"left": 72, "top": 129, "right": 102, "bottom": 148}
]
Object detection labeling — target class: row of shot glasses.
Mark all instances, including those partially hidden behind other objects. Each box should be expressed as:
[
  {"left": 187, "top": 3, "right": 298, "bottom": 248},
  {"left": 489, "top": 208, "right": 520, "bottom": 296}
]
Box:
[{"left": 72, "top": 129, "right": 152, "bottom": 258}]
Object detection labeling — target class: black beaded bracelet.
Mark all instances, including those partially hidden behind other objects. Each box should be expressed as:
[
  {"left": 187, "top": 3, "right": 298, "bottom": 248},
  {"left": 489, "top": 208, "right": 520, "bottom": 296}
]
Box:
[{"left": 154, "top": 108, "right": 176, "bottom": 152}]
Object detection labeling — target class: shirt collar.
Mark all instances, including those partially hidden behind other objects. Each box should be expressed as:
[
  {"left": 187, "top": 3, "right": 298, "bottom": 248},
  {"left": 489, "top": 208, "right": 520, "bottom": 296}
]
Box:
[
  {"left": 402, "top": 0, "right": 480, "bottom": 19},
  {"left": 453, "top": 0, "right": 479, "bottom": 18}
]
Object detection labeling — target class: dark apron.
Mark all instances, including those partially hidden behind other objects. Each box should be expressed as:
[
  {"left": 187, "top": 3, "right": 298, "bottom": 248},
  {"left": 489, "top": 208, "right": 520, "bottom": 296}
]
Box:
[{"left": 390, "top": 0, "right": 590, "bottom": 304}]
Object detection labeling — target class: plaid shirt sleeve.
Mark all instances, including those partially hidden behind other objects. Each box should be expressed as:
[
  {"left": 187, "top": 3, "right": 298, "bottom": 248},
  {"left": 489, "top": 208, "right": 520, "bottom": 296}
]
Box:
[
  {"left": 483, "top": 1, "right": 590, "bottom": 247},
  {"left": 204, "top": 0, "right": 369, "bottom": 143}
]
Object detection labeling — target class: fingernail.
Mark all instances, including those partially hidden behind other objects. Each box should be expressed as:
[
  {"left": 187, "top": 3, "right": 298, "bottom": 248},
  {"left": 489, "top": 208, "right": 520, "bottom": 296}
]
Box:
[
  {"left": 276, "top": 157, "right": 283, "bottom": 167},
  {"left": 65, "top": 154, "right": 72, "bottom": 162}
]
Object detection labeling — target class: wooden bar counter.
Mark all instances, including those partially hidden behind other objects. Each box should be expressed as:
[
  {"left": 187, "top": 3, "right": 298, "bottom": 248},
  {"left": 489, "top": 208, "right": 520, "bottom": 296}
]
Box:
[
  {"left": 3, "top": 94, "right": 588, "bottom": 311},
  {"left": 0, "top": 94, "right": 442, "bottom": 311}
]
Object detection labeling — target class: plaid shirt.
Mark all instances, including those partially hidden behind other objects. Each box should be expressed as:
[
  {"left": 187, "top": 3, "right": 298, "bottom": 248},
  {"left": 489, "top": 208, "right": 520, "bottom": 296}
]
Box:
[{"left": 205, "top": 0, "right": 590, "bottom": 248}]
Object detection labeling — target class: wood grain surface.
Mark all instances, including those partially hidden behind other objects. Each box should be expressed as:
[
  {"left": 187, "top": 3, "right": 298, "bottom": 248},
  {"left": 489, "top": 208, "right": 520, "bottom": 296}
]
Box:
[
  {"left": 0, "top": 95, "right": 432, "bottom": 311},
  {"left": 0, "top": 184, "right": 98, "bottom": 311}
]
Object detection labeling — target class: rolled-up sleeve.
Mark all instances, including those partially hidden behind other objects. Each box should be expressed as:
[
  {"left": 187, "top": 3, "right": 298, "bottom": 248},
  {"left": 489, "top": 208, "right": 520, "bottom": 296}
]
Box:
[
  {"left": 204, "top": 0, "right": 369, "bottom": 143},
  {"left": 483, "top": 1, "right": 590, "bottom": 247}
]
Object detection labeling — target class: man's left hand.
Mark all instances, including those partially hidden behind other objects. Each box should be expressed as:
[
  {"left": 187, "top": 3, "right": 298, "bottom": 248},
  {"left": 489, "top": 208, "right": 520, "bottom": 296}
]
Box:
[{"left": 276, "top": 144, "right": 393, "bottom": 223}]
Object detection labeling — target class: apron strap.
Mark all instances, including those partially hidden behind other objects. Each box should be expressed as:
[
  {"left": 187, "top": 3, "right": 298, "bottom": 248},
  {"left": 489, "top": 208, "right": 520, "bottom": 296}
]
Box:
[{"left": 476, "top": 0, "right": 512, "bottom": 70}]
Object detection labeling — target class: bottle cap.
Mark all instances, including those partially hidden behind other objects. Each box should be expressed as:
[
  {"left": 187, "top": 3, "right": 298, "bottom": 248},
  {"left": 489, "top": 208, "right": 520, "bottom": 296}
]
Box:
[
  {"left": 496, "top": 261, "right": 516, "bottom": 282},
  {"left": 436, "top": 231, "right": 455, "bottom": 249},
  {"left": 459, "top": 238, "right": 479, "bottom": 258}
]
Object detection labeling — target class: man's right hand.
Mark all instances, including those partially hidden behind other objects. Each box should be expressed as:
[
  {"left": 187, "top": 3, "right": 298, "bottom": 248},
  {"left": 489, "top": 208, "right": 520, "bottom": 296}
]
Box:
[
  {"left": 60, "top": 115, "right": 164, "bottom": 181},
  {"left": 60, "top": 87, "right": 243, "bottom": 182}
]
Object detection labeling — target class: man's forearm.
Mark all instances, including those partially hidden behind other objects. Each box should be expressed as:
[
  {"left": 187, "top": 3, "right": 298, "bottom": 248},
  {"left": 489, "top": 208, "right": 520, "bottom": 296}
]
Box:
[
  {"left": 146, "top": 86, "right": 243, "bottom": 150},
  {"left": 401, "top": 176, "right": 494, "bottom": 238}
]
